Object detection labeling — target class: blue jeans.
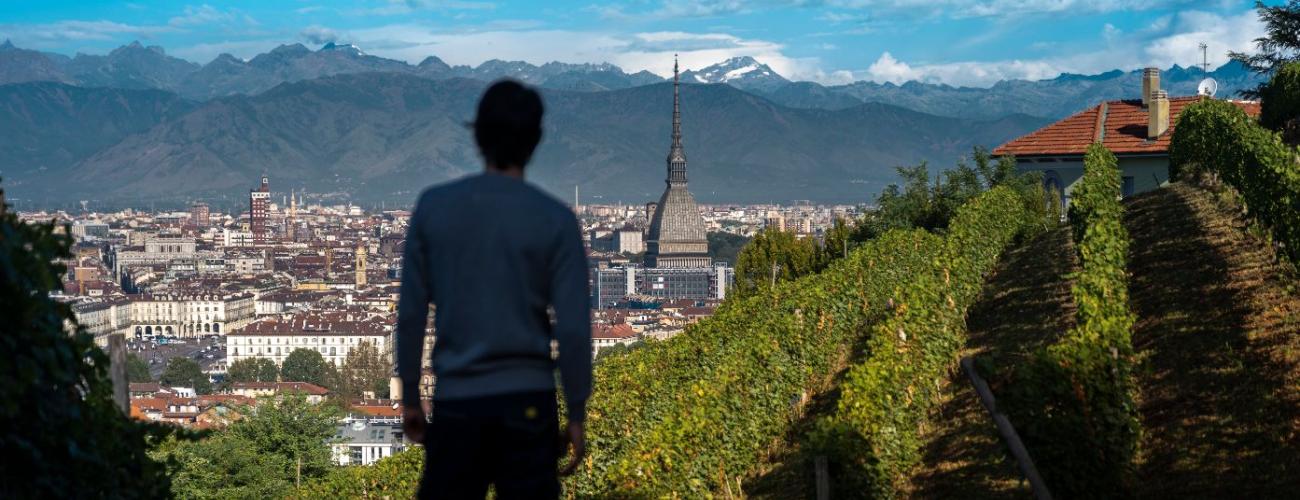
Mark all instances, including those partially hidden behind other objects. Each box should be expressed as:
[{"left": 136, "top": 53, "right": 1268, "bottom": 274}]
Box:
[{"left": 418, "top": 390, "right": 561, "bottom": 499}]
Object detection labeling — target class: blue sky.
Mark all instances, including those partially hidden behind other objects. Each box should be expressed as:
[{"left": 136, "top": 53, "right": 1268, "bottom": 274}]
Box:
[{"left": 0, "top": 1, "right": 1274, "bottom": 87}]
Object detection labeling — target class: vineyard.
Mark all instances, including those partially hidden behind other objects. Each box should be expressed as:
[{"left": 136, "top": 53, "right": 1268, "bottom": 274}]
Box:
[{"left": 294, "top": 184, "right": 1050, "bottom": 498}]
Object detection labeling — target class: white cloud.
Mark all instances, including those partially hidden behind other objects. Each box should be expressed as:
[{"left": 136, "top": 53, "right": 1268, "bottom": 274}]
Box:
[
  {"left": 300, "top": 25, "right": 343, "bottom": 45},
  {"left": 168, "top": 4, "right": 257, "bottom": 27},
  {"left": 364, "top": 0, "right": 496, "bottom": 15},
  {"left": 859, "top": 9, "right": 1264, "bottom": 87},
  {"left": 0, "top": 20, "right": 177, "bottom": 47},
  {"left": 825, "top": 0, "right": 1192, "bottom": 18}
]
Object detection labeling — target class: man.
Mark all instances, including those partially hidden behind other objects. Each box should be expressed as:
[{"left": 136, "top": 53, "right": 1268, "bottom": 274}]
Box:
[{"left": 397, "top": 80, "right": 592, "bottom": 499}]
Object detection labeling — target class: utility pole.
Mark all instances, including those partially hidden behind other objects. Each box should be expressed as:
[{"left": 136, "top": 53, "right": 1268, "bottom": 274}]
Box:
[{"left": 1199, "top": 42, "right": 1210, "bottom": 73}]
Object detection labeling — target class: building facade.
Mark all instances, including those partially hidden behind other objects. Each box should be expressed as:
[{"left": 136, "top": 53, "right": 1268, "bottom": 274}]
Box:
[
  {"left": 225, "top": 310, "right": 390, "bottom": 367},
  {"left": 250, "top": 176, "right": 270, "bottom": 244}
]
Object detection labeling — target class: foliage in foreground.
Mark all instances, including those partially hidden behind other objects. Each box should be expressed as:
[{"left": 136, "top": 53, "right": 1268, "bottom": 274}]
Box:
[
  {"left": 293, "top": 448, "right": 424, "bottom": 498},
  {"left": 999, "top": 144, "right": 1139, "bottom": 497},
  {"left": 156, "top": 392, "right": 341, "bottom": 498},
  {"left": 812, "top": 186, "right": 1041, "bottom": 497},
  {"left": 0, "top": 187, "right": 175, "bottom": 497},
  {"left": 1169, "top": 97, "right": 1300, "bottom": 267}
]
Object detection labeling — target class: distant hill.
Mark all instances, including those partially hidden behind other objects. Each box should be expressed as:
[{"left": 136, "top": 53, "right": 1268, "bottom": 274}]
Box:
[
  {"left": 760, "top": 62, "right": 1266, "bottom": 120},
  {"left": 0, "top": 82, "right": 195, "bottom": 187},
  {"left": 0, "top": 40, "right": 667, "bottom": 100},
  {"left": 3, "top": 74, "right": 1047, "bottom": 205}
]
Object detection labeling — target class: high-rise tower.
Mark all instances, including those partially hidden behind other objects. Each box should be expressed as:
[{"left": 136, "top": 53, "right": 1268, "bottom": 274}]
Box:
[
  {"left": 249, "top": 175, "right": 270, "bottom": 244},
  {"left": 645, "top": 57, "right": 710, "bottom": 269}
]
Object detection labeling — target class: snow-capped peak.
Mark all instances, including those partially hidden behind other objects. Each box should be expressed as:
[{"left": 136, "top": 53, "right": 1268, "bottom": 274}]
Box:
[{"left": 680, "top": 56, "right": 788, "bottom": 91}]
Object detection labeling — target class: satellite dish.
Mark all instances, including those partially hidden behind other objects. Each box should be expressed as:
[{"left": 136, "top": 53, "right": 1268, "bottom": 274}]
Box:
[{"left": 1197, "top": 77, "right": 1218, "bottom": 97}]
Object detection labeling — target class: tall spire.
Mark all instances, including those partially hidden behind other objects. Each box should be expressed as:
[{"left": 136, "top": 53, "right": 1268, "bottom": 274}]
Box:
[{"left": 667, "top": 55, "right": 688, "bottom": 185}]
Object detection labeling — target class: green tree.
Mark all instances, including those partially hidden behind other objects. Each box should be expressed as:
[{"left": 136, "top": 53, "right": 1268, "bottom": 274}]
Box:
[
  {"left": 162, "top": 357, "right": 212, "bottom": 395},
  {"left": 1259, "top": 62, "right": 1300, "bottom": 143},
  {"left": 336, "top": 341, "right": 391, "bottom": 400},
  {"left": 164, "top": 432, "right": 293, "bottom": 499},
  {"left": 854, "top": 147, "right": 1043, "bottom": 242},
  {"left": 818, "top": 218, "right": 855, "bottom": 268},
  {"left": 1230, "top": 0, "right": 1300, "bottom": 98},
  {"left": 734, "top": 227, "right": 819, "bottom": 295},
  {"left": 126, "top": 352, "right": 153, "bottom": 383},
  {"left": 706, "top": 232, "right": 751, "bottom": 265},
  {"left": 162, "top": 392, "right": 341, "bottom": 496},
  {"left": 0, "top": 179, "right": 173, "bottom": 497},
  {"left": 228, "top": 358, "right": 280, "bottom": 383},
  {"left": 281, "top": 349, "right": 334, "bottom": 388},
  {"left": 229, "top": 393, "right": 341, "bottom": 487}
]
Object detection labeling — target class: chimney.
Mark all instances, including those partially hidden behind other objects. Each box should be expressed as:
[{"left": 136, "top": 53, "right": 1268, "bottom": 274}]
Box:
[
  {"left": 1148, "top": 89, "right": 1170, "bottom": 139},
  {"left": 1141, "top": 67, "right": 1160, "bottom": 107}
]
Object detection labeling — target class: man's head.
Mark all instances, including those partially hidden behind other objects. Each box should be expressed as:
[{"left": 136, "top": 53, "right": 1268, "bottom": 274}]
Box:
[{"left": 473, "top": 80, "right": 544, "bottom": 171}]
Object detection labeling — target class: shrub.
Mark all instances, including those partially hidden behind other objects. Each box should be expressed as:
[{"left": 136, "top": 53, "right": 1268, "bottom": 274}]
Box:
[
  {"left": 293, "top": 448, "right": 424, "bottom": 498},
  {"left": 1170, "top": 98, "right": 1300, "bottom": 266},
  {"left": 999, "top": 144, "right": 1139, "bottom": 498},
  {"left": 813, "top": 186, "right": 1039, "bottom": 497}
]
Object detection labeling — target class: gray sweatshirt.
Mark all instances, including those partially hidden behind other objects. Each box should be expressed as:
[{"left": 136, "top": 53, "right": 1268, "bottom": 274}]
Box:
[{"left": 396, "top": 173, "right": 592, "bottom": 421}]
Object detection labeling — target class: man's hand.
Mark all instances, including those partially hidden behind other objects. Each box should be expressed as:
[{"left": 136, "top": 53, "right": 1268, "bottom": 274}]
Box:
[
  {"left": 559, "top": 420, "right": 586, "bottom": 476},
  {"left": 403, "top": 406, "right": 427, "bottom": 444}
]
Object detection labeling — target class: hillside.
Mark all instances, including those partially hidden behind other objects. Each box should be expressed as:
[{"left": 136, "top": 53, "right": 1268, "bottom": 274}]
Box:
[
  {"left": 1125, "top": 183, "right": 1300, "bottom": 496},
  {"left": 6, "top": 74, "right": 1045, "bottom": 205},
  {"left": 764, "top": 63, "right": 1265, "bottom": 120},
  {"left": 0, "top": 82, "right": 196, "bottom": 185},
  {"left": 900, "top": 181, "right": 1300, "bottom": 497}
]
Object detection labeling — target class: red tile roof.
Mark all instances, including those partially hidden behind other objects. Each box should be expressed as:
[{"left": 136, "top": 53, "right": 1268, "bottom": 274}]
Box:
[
  {"left": 994, "top": 97, "right": 1261, "bottom": 157},
  {"left": 230, "top": 381, "right": 331, "bottom": 395},
  {"left": 593, "top": 323, "right": 637, "bottom": 340}
]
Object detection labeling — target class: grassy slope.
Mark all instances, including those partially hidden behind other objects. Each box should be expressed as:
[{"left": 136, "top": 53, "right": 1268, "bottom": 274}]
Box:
[
  {"left": 1125, "top": 182, "right": 1300, "bottom": 496},
  {"left": 905, "top": 226, "right": 1078, "bottom": 499}
]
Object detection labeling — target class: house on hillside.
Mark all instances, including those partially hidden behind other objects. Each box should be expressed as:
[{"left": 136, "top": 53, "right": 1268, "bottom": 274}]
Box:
[{"left": 994, "top": 67, "right": 1260, "bottom": 209}]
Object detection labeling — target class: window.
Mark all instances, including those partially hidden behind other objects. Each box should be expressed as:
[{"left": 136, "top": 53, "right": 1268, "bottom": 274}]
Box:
[{"left": 1122, "top": 176, "right": 1136, "bottom": 198}]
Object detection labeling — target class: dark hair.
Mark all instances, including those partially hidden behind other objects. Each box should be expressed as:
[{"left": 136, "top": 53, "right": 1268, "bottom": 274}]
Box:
[{"left": 473, "top": 80, "right": 544, "bottom": 169}]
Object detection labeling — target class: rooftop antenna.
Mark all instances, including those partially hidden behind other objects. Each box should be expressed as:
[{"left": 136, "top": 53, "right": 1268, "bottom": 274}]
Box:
[{"left": 1196, "top": 42, "right": 1218, "bottom": 97}]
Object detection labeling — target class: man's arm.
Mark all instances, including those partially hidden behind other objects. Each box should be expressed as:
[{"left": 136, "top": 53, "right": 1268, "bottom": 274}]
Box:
[
  {"left": 550, "top": 213, "right": 592, "bottom": 423},
  {"left": 396, "top": 200, "right": 431, "bottom": 410}
]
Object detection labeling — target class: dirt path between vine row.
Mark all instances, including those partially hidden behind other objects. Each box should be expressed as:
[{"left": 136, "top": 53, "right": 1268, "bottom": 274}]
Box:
[
  {"left": 1125, "top": 182, "right": 1300, "bottom": 497},
  {"left": 904, "top": 226, "right": 1079, "bottom": 499}
]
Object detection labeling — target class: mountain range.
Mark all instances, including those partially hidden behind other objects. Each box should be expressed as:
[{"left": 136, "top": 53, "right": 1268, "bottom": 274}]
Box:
[
  {"left": 0, "top": 40, "right": 1267, "bottom": 206},
  {"left": 2, "top": 74, "right": 1045, "bottom": 206},
  {"left": 0, "top": 40, "right": 1265, "bottom": 119}
]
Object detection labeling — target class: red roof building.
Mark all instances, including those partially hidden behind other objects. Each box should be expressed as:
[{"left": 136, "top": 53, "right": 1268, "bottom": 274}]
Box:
[{"left": 993, "top": 68, "right": 1260, "bottom": 206}]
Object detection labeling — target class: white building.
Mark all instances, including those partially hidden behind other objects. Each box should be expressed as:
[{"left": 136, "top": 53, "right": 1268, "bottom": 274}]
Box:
[
  {"left": 332, "top": 419, "right": 406, "bottom": 466},
  {"left": 226, "top": 310, "right": 391, "bottom": 367},
  {"left": 128, "top": 292, "right": 256, "bottom": 338}
]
